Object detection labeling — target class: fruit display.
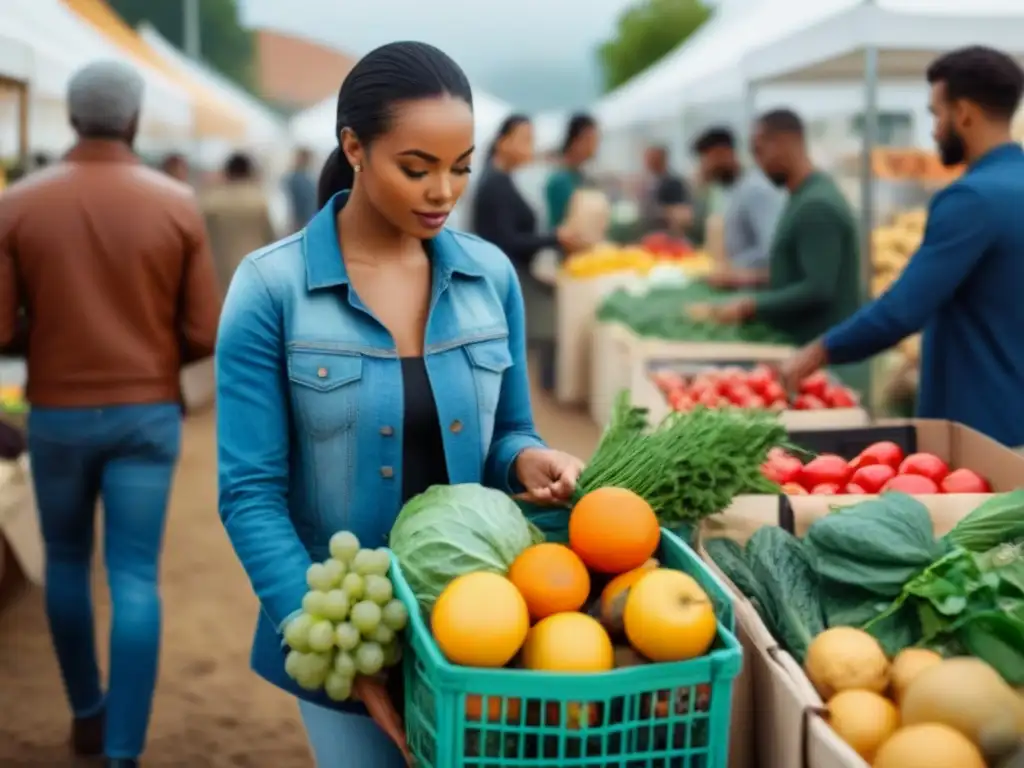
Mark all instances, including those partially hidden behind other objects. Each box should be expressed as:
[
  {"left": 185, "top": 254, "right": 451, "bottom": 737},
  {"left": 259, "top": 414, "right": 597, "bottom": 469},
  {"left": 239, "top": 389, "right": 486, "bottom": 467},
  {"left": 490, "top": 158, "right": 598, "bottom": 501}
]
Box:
[
  {"left": 872, "top": 208, "right": 925, "bottom": 298},
  {"left": 282, "top": 531, "right": 407, "bottom": 701},
  {"left": 705, "top": 489, "right": 1024, "bottom": 691},
  {"left": 562, "top": 242, "right": 712, "bottom": 279},
  {"left": 597, "top": 283, "right": 791, "bottom": 342},
  {"left": 651, "top": 365, "right": 859, "bottom": 414},
  {"left": 868, "top": 148, "right": 963, "bottom": 184},
  {"left": 761, "top": 440, "right": 992, "bottom": 495},
  {"left": 387, "top": 479, "right": 738, "bottom": 765},
  {"left": 0, "top": 384, "right": 26, "bottom": 416}
]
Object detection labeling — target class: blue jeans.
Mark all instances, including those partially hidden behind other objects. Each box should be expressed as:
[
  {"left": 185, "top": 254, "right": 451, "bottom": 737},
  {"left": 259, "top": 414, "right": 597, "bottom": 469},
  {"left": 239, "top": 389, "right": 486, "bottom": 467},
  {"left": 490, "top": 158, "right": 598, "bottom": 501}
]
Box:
[
  {"left": 28, "top": 403, "right": 181, "bottom": 759},
  {"left": 299, "top": 701, "right": 406, "bottom": 767}
]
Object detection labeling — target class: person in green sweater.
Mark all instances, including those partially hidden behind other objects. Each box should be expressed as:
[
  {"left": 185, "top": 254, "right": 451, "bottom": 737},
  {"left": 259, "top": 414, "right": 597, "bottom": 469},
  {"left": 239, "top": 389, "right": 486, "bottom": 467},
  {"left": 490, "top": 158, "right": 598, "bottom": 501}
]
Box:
[
  {"left": 690, "top": 109, "right": 860, "bottom": 345},
  {"left": 545, "top": 113, "right": 599, "bottom": 228}
]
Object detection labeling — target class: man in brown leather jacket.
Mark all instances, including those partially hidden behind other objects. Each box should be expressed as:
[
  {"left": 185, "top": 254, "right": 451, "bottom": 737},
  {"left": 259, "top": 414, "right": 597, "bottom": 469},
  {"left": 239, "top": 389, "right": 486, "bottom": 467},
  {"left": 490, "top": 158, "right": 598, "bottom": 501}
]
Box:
[{"left": 0, "top": 60, "right": 220, "bottom": 768}]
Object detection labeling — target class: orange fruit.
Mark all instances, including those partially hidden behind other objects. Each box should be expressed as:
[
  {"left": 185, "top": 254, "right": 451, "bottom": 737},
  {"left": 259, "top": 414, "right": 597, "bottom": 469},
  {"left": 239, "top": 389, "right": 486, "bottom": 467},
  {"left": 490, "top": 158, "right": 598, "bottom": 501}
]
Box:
[
  {"left": 599, "top": 557, "right": 659, "bottom": 636},
  {"left": 508, "top": 543, "right": 591, "bottom": 620},
  {"left": 521, "top": 613, "right": 614, "bottom": 672},
  {"left": 623, "top": 569, "right": 717, "bottom": 662},
  {"left": 569, "top": 487, "right": 660, "bottom": 573},
  {"left": 431, "top": 572, "right": 529, "bottom": 667}
]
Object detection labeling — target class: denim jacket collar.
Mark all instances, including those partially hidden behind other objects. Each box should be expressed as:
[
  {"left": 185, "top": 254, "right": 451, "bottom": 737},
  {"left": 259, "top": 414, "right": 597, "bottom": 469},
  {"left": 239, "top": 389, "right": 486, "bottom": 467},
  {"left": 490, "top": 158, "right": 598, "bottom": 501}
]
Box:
[{"left": 302, "top": 191, "right": 483, "bottom": 291}]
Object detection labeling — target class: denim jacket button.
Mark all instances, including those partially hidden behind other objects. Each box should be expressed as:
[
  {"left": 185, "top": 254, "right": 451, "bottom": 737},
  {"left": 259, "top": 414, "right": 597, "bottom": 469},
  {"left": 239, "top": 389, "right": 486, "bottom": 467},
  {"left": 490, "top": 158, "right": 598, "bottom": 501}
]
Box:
[
  {"left": 450, "top": 419, "right": 463, "bottom": 434},
  {"left": 380, "top": 425, "right": 394, "bottom": 437},
  {"left": 380, "top": 466, "right": 394, "bottom": 479}
]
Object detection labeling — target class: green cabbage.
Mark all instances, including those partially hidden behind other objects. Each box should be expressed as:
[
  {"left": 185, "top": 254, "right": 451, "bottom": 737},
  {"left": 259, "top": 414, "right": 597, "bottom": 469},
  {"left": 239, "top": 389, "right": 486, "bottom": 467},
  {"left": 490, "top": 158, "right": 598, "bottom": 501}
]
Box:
[{"left": 389, "top": 484, "right": 544, "bottom": 613}]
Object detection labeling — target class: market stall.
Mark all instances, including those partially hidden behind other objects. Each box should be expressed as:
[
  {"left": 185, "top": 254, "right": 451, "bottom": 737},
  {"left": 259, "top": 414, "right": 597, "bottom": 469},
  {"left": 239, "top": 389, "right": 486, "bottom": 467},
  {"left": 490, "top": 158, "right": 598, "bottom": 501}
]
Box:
[
  {"left": 740, "top": 0, "right": 1024, "bottom": 292},
  {"left": 3, "top": 0, "right": 194, "bottom": 153},
  {"left": 698, "top": 421, "right": 1024, "bottom": 767},
  {"left": 139, "top": 23, "right": 288, "bottom": 165}
]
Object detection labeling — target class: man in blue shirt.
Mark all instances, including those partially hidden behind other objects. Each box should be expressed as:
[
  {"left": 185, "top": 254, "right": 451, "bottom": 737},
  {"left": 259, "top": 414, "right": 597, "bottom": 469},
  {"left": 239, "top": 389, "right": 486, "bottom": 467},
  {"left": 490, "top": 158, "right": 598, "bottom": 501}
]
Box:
[{"left": 781, "top": 46, "right": 1024, "bottom": 447}]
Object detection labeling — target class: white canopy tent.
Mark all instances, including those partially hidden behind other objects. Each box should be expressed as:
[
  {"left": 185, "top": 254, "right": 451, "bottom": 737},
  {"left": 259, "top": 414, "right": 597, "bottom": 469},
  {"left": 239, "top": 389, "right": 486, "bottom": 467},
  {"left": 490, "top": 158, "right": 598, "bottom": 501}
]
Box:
[
  {"left": 742, "top": 0, "right": 1024, "bottom": 86},
  {"left": 741, "top": 0, "right": 1024, "bottom": 294},
  {"left": 1, "top": 0, "right": 193, "bottom": 154},
  {"left": 140, "top": 23, "right": 286, "bottom": 152}
]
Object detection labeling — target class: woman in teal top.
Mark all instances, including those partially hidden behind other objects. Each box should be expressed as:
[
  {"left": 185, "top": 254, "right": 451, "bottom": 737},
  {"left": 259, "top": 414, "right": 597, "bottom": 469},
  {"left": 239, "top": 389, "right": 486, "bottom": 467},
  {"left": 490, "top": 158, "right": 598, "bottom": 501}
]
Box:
[{"left": 545, "top": 113, "right": 599, "bottom": 228}]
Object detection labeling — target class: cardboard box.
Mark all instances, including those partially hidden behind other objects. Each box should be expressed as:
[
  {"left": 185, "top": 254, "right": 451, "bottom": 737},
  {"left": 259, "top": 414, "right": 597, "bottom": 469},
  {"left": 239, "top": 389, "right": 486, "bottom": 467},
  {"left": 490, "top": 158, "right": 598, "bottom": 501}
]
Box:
[
  {"left": 556, "top": 273, "right": 641, "bottom": 406},
  {"left": 589, "top": 322, "right": 636, "bottom": 427},
  {"left": 727, "top": 420, "right": 1024, "bottom": 509},
  {"left": 590, "top": 323, "right": 796, "bottom": 427},
  {"left": 635, "top": 362, "right": 870, "bottom": 430},
  {"left": 699, "top": 487, "right": 1019, "bottom": 768}
]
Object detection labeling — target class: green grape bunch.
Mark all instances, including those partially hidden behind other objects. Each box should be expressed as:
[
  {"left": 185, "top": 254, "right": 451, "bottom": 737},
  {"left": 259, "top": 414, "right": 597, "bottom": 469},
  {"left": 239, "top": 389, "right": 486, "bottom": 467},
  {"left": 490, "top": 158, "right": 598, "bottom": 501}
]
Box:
[{"left": 283, "top": 531, "right": 409, "bottom": 700}]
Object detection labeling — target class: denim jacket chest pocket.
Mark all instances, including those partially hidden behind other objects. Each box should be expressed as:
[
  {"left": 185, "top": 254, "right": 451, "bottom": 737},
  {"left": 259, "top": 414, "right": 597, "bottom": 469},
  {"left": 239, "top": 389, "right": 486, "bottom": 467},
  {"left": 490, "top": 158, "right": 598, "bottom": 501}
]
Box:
[
  {"left": 286, "top": 347, "right": 363, "bottom": 441},
  {"left": 462, "top": 336, "right": 513, "bottom": 447}
]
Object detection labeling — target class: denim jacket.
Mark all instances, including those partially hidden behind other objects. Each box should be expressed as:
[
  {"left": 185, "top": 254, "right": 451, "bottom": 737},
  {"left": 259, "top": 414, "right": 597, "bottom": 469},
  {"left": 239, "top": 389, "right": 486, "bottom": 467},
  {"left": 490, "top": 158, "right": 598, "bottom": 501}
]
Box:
[{"left": 215, "top": 192, "right": 545, "bottom": 709}]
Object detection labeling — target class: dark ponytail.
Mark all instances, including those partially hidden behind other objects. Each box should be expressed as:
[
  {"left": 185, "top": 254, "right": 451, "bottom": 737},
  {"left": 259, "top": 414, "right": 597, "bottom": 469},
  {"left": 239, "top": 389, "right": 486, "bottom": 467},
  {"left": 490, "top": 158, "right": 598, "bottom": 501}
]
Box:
[
  {"left": 486, "top": 113, "right": 531, "bottom": 162},
  {"left": 317, "top": 148, "right": 353, "bottom": 208},
  {"left": 561, "top": 112, "right": 597, "bottom": 155},
  {"left": 318, "top": 41, "right": 474, "bottom": 206}
]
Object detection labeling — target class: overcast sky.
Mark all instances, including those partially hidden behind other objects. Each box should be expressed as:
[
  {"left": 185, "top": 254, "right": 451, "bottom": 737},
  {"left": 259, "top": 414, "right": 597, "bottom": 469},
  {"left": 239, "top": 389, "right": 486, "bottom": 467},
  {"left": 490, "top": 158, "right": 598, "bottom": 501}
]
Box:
[{"left": 239, "top": 0, "right": 644, "bottom": 108}]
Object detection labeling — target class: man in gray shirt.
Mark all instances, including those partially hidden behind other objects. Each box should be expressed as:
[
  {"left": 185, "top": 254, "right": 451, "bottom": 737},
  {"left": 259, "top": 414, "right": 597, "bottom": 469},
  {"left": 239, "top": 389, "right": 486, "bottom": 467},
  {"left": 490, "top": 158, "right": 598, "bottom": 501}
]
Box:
[
  {"left": 283, "top": 147, "right": 318, "bottom": 232},
  {"left": 693, "top": 126, "right": 784, "bottom": 287}
]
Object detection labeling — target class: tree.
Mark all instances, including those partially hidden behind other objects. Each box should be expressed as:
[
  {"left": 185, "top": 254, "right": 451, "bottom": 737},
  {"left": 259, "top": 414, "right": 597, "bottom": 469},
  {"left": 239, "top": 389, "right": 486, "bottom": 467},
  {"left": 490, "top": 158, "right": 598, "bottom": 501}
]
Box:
[
  {"left": 597, "top": 0, "right": 711, "bottom": 93},
  {"left": 107, "top": 0, "right": 254, "bottom": 90}
]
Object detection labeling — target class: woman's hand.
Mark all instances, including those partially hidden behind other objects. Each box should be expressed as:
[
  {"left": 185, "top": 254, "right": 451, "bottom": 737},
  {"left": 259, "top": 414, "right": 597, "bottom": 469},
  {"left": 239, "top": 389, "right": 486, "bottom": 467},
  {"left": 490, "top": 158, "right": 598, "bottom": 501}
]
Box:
[
  {"left": 515, "top": 448, "right": 585, "bottom": 505},
  {"left": 354, "top": 676, "right": 415, "bottom": 766}
]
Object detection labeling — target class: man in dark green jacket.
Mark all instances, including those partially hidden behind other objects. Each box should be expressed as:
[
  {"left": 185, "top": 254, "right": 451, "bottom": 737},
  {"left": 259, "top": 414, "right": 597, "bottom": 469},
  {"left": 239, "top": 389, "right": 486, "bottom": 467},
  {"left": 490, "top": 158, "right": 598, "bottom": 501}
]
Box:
[{"left": 691, "top": 109, "right": 861, "bottom": 345}]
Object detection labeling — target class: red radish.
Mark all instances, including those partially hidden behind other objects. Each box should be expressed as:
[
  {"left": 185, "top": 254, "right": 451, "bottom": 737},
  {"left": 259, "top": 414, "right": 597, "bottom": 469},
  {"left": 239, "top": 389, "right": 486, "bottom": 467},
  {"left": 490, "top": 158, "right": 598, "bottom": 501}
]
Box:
[
  {"left": 781, "top": 482, "right": 807, "bottom": 495},
  {"left": 898, "top": 453, "right": 950, "bottom": 483},
  {"left": 845, "top": 483, "right": 869, "bottom": 494},
  {"left": 939, "top": 468, "right": 991, "bottom": 494},
  {"left": 883, "top": 474, "right": 939, "bottom": 494},
  {"left": 799, "top": 371, "right": 829, "bottom": 399},
  {"left": 801, "top": 454, "right": 851, "bottom": 487},
  {"left": 856, "top": 441, "right": 905, "bottom": 470},
  {"left": 850, "top": 464, "right": 897, "bottom": 494},
  {"left": 793, "top": 394, "right": 826, "bottom": 410}
]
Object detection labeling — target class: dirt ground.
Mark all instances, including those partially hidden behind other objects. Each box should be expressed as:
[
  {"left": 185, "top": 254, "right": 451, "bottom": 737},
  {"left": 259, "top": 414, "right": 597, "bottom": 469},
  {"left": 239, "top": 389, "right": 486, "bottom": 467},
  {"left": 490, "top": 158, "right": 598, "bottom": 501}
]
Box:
[{"left": 0, "top": 379, "right": 601, "bottom": 766}]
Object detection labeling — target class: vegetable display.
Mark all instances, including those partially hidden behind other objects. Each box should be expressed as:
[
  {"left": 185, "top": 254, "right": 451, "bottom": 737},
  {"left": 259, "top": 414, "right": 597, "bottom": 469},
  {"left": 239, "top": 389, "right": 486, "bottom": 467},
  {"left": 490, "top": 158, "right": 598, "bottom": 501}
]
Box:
[
  {"left": 762, "top": 441, "right": 991, "bottom": 495},
  {"left": 652, "top": 364, "right": 859, "bottom": 412},
  {"left": 708, "top": 491, "right": 1024, "bottom": 765},
  {"left": 575, "top": 392, "right": 790, "bottom": 526},
  {"left": 597, "top": 284, "right": 791, "bottom": 342},
  {"left": 281, "top": 531, "right": 407, "bottom": 701}
]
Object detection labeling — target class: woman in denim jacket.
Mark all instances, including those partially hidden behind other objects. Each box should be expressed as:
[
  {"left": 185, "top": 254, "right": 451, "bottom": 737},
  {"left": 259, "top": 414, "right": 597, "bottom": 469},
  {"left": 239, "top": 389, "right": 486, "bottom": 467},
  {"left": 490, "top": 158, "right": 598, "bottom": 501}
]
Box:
[{"left": 215, "top": 41, "right": 584, "bottom": 766}]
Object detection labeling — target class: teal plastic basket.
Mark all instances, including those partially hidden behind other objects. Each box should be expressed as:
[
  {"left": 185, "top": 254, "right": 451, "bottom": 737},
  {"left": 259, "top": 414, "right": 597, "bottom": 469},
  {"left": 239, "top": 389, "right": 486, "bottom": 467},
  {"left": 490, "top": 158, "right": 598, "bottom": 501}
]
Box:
[{"left": 391, "top": 528, "right": 742, "bottom": 767}]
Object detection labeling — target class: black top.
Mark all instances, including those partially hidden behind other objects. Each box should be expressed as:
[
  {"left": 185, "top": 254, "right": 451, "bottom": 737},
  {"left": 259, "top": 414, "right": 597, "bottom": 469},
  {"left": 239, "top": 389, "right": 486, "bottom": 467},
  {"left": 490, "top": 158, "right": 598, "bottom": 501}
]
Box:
[
  {"left": 399, "top": 357, "right": 449, "bottom": 501},
  {"left": 644, "top": 172, "right": 691, "bottom": 231},
  {"left": 472, "top": 167, "right": 559, "bottom": 267}
]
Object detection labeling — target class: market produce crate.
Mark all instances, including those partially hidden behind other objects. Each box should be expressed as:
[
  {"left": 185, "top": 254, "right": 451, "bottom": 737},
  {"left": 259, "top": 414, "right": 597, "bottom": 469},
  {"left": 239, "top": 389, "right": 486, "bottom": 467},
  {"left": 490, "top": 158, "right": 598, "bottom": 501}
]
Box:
[
  {"left": 589, "top": 323, "right": 795, "bottom": 428},
  {"left": 556, "top": 272, "right": 642, "bottom": 407},
  {"left": 393, "top": 528, "right": 743, "bottom": 768},
  {"left": 779, "top": 419, "right": 1024, "bottom": 498},
  {"left": 635, "top": 362, "right": 869, "bottom": 431},
  {"left": 697, "top": 492, "right": 1016, "bottom": 768}
]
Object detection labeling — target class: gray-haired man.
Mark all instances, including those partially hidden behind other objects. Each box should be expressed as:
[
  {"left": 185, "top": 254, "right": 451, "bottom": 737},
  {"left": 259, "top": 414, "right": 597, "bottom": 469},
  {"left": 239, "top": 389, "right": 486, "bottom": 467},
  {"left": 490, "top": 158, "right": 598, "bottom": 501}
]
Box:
[{"left": 0, "top": 61, "right": 221, "bottom": 768}]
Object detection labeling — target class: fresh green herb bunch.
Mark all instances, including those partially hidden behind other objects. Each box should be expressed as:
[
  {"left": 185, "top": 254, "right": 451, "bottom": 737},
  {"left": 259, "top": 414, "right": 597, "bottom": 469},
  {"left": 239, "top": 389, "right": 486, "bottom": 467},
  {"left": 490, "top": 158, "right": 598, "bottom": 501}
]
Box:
[{"left": 576, "top": 391, "right": 792, "bottom": 524}]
